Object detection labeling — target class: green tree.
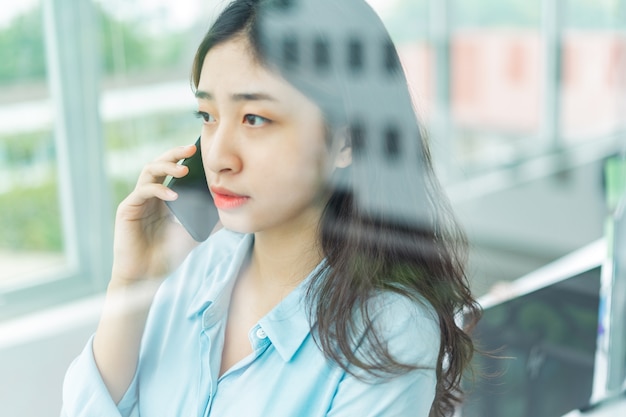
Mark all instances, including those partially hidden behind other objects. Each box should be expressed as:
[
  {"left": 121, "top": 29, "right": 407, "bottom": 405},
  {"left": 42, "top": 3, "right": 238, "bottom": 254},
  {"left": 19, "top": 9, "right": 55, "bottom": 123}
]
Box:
[
  {"left": 98, "top": 7, "right": 190, "bottom": 77},
  {"left": 0, "top": 4, "right": 190, "bottom": 86},
  {"left": 0, "top": 8, "right": 46, "bottom": 85}
]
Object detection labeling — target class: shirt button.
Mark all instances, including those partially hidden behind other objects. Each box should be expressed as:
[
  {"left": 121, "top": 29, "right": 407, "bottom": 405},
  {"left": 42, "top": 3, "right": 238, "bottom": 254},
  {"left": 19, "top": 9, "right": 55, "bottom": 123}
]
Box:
[{"left": 256, "top": 328, "right": 267, "bottom": 339}]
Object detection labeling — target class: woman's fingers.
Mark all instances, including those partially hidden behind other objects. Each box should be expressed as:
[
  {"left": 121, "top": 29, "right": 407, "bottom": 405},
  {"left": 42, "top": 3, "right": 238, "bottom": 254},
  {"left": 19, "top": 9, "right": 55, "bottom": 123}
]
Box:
[
  {"left": 155, "top": 144, "right": 197, "bottom": 163},
  {"left": 137, "top": 144, "right": 197, "bottom": 185},
  {"left": 133, "top": 183, "right": 179, "bottom": 203},
  {"left": 138, "top": 161, "right": 189, "bottom": 185},
  {"left": 118, "top": 144, "right": 199, "bottom": 215},
  {"left": 110, "top": 143, "right": 200, "bottom": 283}
]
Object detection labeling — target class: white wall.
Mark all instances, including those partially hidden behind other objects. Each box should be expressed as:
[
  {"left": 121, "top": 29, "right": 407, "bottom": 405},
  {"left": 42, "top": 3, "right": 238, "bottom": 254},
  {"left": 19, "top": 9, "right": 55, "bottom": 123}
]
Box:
[{"left": 0, "top": 297, "right": 102, "bottom": 417}]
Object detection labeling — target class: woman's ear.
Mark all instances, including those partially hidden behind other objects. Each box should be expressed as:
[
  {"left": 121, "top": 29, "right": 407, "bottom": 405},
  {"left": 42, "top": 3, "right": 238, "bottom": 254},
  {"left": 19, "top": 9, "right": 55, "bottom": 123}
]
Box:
[
  {"left": 333, "top": 127, "right": 352, "bottom": 168},
  {"left": 335, "top": 143, "right": 352, "bottom": 168}
]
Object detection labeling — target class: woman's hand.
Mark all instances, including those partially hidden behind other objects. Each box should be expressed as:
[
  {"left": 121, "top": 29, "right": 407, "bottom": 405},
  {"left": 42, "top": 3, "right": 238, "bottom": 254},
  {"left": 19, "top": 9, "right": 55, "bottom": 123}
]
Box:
[{"left": 110, "top": 144, "right": 198, "bottom": 286}]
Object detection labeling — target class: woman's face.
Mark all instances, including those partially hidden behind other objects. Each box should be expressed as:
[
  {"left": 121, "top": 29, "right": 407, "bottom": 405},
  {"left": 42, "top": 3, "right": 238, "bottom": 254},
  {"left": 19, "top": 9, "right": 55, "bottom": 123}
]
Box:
[{"left": 196, "top": 36, "right": 347, "bottom": 236}]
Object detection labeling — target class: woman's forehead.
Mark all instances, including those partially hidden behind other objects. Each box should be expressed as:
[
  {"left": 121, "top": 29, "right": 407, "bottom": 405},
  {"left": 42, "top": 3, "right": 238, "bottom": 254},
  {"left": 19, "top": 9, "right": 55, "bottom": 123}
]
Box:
[
  {"left": 200, "top": 40, "right": 276, "bottom": 90},
  {"left": 198, "top": 38, "right": 316, "bottom": 108}
]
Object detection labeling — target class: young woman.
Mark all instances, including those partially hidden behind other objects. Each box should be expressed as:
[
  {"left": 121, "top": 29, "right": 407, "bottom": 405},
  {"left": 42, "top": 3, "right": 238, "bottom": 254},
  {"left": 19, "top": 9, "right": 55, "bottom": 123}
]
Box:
[{"left": 62, "top": 0, "right": 480, "bottom": 416}]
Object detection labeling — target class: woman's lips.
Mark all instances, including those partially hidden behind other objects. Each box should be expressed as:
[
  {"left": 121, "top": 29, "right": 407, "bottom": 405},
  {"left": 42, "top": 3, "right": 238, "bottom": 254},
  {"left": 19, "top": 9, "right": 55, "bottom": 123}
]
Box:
[{"left": 210, "top": 186, "right": 249, "bottom": 210}]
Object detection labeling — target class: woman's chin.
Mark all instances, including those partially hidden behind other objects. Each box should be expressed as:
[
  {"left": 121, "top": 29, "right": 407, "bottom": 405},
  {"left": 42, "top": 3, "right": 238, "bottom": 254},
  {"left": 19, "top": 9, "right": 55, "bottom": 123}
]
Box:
[{"left": 217, "top": 217, "right": 255, "bottom": 235}]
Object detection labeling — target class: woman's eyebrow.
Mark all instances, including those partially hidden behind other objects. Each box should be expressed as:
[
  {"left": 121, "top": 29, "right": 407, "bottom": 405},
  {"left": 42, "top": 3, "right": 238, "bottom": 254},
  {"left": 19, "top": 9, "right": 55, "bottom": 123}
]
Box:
[
  {"left": 231, "top": 92, "right": 278, "bottom": 102},
  {"left": 195, "top": 90, "right": 278, "bottom": 102},
  {"left": 195, "top": 90, "right": 214, "bottom": 100}
]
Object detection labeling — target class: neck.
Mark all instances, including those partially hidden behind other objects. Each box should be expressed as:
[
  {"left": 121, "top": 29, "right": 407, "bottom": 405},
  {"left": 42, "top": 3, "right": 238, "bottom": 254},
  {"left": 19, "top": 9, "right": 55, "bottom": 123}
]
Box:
[{"left": 249, "top": 218, "right": 323, "bottom": 292}]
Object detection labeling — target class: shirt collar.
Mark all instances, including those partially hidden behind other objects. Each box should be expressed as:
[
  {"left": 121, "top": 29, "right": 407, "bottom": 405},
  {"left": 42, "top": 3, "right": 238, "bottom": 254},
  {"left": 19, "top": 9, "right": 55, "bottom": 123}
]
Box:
[
  {"left": 184, "top": 230, "right": 327, "bottom": 363},
  {"left": 259, "top": 260, "right": 327, "bottom": 362},
  {"left": 185, "top": 232, "right": 253, "bottom": 319}
]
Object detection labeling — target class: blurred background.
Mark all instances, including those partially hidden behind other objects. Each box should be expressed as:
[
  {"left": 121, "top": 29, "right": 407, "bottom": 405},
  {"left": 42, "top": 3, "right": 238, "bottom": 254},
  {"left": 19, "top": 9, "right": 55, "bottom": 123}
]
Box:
[{"left": 0, "top": 0, "right": 624, "bottom": 416}]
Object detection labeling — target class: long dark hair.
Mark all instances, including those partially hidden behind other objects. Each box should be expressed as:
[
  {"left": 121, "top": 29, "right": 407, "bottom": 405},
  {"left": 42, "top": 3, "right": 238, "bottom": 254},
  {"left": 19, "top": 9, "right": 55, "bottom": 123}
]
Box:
[{"left": 191, "top": 1, "right": 481, "bottom": 416}]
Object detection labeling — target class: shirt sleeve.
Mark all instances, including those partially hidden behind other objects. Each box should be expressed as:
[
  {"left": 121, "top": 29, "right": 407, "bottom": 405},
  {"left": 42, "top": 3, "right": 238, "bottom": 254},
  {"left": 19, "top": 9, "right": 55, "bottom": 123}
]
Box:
[
  {"left": 325, "top": 294, "right": 440, "bottom": 417},
  {"left": 60, "top": 335, "right": 139, "bottom": 417}
]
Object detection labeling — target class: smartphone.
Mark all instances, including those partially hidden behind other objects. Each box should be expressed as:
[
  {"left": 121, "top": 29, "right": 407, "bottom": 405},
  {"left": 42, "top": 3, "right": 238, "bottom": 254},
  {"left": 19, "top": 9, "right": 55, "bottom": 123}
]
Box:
[{"left": 164, "top": 137, "right": 218, "bottom": 241}]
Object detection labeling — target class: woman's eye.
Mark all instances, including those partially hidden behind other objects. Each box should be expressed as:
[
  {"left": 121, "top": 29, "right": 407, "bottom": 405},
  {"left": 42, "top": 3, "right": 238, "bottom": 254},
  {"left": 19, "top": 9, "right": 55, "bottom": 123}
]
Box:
[
  {"left": 243, "top": 114, "right": 270, "bottom": 126},
  {"left": 195, "top": 111, "right": 215, "bottom": 124}
]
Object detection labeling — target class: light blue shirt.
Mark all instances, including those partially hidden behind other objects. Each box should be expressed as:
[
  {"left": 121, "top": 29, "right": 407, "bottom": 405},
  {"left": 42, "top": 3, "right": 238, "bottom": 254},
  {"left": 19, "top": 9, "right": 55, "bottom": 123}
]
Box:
[{"left": 61, "top": 229, "right": 440, "bottom": 417}]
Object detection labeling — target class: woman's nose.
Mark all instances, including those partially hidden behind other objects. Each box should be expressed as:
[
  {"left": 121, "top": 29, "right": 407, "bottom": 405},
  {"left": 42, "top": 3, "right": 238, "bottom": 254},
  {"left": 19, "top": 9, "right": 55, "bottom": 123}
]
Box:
[{"left": 202, "top": 125, "right": 242, "bottom": 174}]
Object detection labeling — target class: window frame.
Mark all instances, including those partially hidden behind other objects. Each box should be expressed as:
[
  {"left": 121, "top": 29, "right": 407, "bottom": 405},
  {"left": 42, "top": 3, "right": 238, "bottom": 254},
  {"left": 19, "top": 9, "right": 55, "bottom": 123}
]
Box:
[{"left": 0, "top": 0, "right": 113, "bottom": 320}]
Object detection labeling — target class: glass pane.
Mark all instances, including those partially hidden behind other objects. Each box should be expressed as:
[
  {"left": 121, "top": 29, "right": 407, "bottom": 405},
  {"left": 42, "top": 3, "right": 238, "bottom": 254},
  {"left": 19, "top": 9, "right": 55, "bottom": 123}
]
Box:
[
  {"left": 0, "top": 1, "right": 68, "bottom": 290},
  {"left": 454, "top": 0, "right": 542, "bottom": 27},
  {"left": 92, "top": 0, "right": 210, "bottom": 208},
  {"left": 451, "top": 0, "right": 543, "bottom": 174},
  {"left": 94, "top": 0, "right": 429, "bottom": 211},
  {"left": 378, "top": 0, "right": 431, "bottom": 112},
  {"left": 561, "top": 0, "right": 625, "bottom": 143},
  {"left": 105, "top": 111, "right": 200, "bottom": 207}
]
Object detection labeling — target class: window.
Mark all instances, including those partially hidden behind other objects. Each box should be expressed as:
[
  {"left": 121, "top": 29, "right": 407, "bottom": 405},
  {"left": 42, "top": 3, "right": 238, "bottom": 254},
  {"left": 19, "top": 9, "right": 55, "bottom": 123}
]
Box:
[
  {"left": 561, "top": 0, "right": 626, "bottom": 143},
  {"left": 2, "top": 0, "right": 621, "bottom": 320},
  {"left": 0, "top": 1, "right": 77, "bottom": 317},
  {"left": 0, "top": 0, "right": 211, "bottom": 319}
]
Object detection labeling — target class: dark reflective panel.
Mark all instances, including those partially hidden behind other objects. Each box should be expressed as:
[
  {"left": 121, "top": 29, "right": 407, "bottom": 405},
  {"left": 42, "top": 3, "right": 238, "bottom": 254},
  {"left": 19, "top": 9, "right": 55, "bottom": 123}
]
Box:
[
  {"left": 281, "top": 35, "right": 299, "bottom": 69},
  {"left": 313, "top": 37, "right": 330, "bottom": 72},
  {"left": 349, "top": 121, "right": 366, "bottom": 157},
  {"left": 347, "top": 37, "right": 364, "bottom": 73},
  {"left": 383, "top": 40, "right": 400, "bottom": 74},
  {"left": 384, "top": 125, "right": 401, "bottom": 161}
]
